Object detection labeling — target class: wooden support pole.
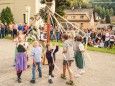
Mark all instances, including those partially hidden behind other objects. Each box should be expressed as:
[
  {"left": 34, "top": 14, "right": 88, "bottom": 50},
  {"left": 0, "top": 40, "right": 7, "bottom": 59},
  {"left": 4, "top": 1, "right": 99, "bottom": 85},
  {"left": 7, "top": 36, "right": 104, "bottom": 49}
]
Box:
[{"left": 47, "top": 11, "right": 50, "bottom": 43}]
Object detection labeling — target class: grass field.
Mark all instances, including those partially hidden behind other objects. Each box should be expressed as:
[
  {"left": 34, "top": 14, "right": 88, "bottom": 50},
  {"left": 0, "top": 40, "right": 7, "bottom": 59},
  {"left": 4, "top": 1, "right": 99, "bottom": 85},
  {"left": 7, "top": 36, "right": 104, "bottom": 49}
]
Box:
[
  {"left": 4, "top": 36, "right": 115, "bottom": 54},
  {"left": 51, "top": 40, "right": 115, "bottom": 54}
]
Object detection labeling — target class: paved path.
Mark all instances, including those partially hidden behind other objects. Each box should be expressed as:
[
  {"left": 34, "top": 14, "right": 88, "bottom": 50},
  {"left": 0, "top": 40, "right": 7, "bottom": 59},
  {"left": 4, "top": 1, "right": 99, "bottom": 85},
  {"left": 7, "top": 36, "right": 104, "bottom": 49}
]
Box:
[{"left": 0, "top": 39, "right": 115, "bottom": 86}]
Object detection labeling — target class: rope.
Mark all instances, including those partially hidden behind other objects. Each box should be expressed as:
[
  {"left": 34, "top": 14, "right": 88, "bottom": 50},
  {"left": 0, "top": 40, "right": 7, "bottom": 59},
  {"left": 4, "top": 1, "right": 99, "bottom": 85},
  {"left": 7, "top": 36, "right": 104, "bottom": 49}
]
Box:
[
  {"left": 50, "top": 14, "right": 63, "bottom": 34},
  {"left": 50, "top": 13, "right": 66, "bottom": 33}
]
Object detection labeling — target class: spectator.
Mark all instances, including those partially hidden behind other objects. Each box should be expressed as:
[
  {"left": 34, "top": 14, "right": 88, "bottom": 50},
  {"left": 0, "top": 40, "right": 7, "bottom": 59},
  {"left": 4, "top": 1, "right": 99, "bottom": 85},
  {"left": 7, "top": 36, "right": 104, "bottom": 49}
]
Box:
[
  {"left": 105, "top": 30, "right": 110, "bottom": 48},
  {"left": 9, "top": 23, "right": 13, "bottom": 37},
  {"left": 23, "top": 23, "right": 29, "bottom": 34},
  {"left": 90, "top": 31, "right": 96, "bottom": 45},
  {"left": 0, "top": 24, "right": 2, "bottom": 38},
  {"left": 12, "top": 23, "right": 18, "bottom": 38},
  {"left": 109, "top": 32, "right": 115, "bottom": 48},
  {"left": 88, "top": 38, "right": 93, "bottom": 47},
  {"left": 50, "top": 25, "right": 54, "bottom": 40},
  {"left": 98, "top": 40, "right": 104, "bottom": 48},
  {"left": 1, "top": 24, "right": 5, "bottom": 38},
  {"left": 4, "top": 23, "right": 8, "bottom": 36},
  {"left": 18, "top": 23, "right": 24, "bottom": 31},
  {"left": 55, "top": 28, "right": 59, "bottom": 42}
]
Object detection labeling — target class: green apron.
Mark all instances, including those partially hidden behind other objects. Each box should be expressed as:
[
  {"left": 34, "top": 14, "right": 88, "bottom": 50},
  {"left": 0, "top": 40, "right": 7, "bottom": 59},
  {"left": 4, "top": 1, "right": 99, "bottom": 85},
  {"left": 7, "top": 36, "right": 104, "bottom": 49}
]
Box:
[{"left": 74, "top": 51, "right": 85, "bottom": 69}]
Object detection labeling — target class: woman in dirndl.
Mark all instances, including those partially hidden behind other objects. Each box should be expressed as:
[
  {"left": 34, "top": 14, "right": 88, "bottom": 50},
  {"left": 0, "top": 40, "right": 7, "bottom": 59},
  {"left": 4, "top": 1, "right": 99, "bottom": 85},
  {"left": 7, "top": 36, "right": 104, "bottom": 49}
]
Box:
[
  {"left": 15, "top": 33, "right": 27, "bottom": 83},
  {"left": 73, "top": 35, "right": 85, "bottom": 78},
  {"left": 13, "top": 31, "right": 26, "bottom": 66}
]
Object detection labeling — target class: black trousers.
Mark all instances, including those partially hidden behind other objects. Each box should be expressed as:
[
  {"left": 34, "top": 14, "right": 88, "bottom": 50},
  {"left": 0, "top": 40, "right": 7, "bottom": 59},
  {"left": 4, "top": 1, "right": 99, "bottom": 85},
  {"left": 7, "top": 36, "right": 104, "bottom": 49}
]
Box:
[
  {"left": 13, "top": 29, "right": 17, "bottom": 38},
  {"left": 48, "top": 63, "right": 54, "bottom": 75}
]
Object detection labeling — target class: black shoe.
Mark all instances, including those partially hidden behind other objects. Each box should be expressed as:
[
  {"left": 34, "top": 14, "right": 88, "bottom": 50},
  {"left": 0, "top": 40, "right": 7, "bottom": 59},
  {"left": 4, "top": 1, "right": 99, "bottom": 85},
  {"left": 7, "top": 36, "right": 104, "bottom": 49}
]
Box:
[
  {"left": 48, "top": 79, "right": 53, "bottom": 84},
  {"left": 39, "top": 75, "right": 42, "bottom": 78},
  {"left": 30, "top": 80, "right": 35, "bottom": 84},
  {"left": 51, "top": 74, "right": 54, "bottom": 77},
  {"left": 17, "top": 78, "right": 21, "bottom": 83},
  {"left": 27, "top": 65, "right": 30, "bottom": 68}
]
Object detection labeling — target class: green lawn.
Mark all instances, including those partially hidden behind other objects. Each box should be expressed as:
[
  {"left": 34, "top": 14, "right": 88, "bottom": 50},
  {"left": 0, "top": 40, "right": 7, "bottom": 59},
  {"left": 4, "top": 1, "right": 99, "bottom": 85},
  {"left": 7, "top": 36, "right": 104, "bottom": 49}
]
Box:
[
  {"left": 5, "top": 36, "right": 13, "bottom": 40},
  {"left": 5, "top": 36, "right": 115, "bottom": 54},
  {"left": 87, "top": 46, "right": 115, "bottom": 54},
  {"left": 51, "top": 40, "right": 115, "bottom": 54}
]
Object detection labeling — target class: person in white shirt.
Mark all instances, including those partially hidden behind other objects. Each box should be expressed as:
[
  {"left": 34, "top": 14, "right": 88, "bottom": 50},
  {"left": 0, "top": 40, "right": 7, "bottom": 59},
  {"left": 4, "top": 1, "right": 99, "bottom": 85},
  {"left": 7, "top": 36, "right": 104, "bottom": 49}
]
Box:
[
  {"left": 30, "top": 41, "right": 43, "bottom": 84},
  {"left": 73, "top": 35, "right": 85, "bottom": 78},
  {"left": 105, "top": 30, "right": 110, "bottom": 47},
  {"left": 61, "top": 34, "right": 74, "bottom": 85}
]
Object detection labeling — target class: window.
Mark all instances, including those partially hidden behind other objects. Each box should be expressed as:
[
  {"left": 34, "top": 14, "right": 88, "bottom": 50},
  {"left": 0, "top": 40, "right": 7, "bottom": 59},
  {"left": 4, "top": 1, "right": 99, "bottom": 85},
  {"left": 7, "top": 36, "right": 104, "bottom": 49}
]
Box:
[
  {"left": 65, "top": 16, "right": 67, "bottom": 19},
  {"left": 71, "top": 16, "right": 76, "bottom": 19},
  {"left": 80, "top": 15, "right": 84, "bottom": 19},
  {"left": 80, "top": 23, "right": 83, "bottom": 27}
]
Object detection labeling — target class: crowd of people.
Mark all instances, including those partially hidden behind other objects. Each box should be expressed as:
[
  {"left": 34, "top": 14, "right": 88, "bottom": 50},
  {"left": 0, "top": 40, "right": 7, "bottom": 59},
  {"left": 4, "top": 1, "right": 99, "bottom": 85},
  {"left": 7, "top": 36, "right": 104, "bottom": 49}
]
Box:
[
  {"left": 0, "top": 22, "right": 29, "bottom": 39},
  {"left": 84, "top": 28, "right": 115, "bottom": 48},
  {"left": 46, "top": 26, "right": 115, "bottom": 49},
  {"left": 1, "top": 22, "right": 115, "bottom": 49}
]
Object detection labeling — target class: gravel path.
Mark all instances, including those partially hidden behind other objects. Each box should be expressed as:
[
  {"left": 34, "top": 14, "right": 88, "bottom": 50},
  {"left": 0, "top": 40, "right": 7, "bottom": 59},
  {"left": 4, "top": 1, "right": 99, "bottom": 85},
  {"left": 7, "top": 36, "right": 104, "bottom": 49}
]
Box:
[{"left": 0, "top": 39, "right": 115, "bottom": 86}]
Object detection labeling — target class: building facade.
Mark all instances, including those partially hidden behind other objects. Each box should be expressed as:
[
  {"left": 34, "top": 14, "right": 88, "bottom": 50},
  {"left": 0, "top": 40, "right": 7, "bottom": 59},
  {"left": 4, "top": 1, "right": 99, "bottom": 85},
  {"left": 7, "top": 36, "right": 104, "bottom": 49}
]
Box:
[
  {"left": 0, "top": 0, "right": 41, "bottom": 25},
  {"left": 62, "top": 9, "right": 95, "bottom": 29}
]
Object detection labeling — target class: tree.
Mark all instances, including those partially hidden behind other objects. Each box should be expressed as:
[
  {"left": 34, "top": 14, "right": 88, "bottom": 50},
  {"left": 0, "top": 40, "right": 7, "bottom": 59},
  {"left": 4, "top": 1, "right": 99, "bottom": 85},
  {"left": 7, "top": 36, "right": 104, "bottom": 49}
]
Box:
[
  {"left": 0, "top": 7, "right": 14, "bottom": 25},
  {"left": 109, "top": 8, "right": 114, "bottom": 16},
  {"left": 105, "top": 9, "right": 111, "bottom": 23},
  {"left": 106, "top": 14, "right": 111, "bottom": 23},
  {"left": 40, "top": 0, "right": 67, "bottom": 16},
  {"left": 55, "top": 0, "right": 67, "bottom": 16}
]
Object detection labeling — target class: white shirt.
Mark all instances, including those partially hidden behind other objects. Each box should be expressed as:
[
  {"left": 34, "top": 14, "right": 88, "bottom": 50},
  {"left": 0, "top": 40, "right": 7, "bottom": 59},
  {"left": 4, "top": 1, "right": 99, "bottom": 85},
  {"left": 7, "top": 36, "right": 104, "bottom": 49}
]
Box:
[
  {"left": 110, "top": 35, "right": 115, "bottom": 41},
  {"left": 79, "top": 43, "right": 85, "bottom": 51},
  {"left": 105, "top": 32, "right": 110, "bottom": 41},
  {"left": 31, "top": 47, "right": 42, "bottom": 62}
]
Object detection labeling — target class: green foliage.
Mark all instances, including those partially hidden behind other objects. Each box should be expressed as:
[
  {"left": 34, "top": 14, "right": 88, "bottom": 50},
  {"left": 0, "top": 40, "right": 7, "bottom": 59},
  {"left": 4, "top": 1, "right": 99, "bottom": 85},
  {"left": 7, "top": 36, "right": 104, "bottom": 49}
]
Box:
[
  {"left": 0, "top": 7, "right": 14, "bottom": 25},
  {"left": 39, "top": 0, "right": 68, "bottom": 24},
  {"left": 106, "top": 14, "right": 111, "bottom": 23},
  {"left": 55, "top": 0, "right": 67, "bottom": 16},
  {"left": 51, "top": 40, "right": 115, "bottom": 54},
  {"left": 67, "top": 0, "right": 92, "bottom": 9},
  {"left": 40, "top": 0, "right": 53, "bottom": 4},
  {"left": 109, "top": 8, "right": 114, "bottom": 16},
  {"left": 87, "top": 46, "right": 115, "bottom": 54},
  {"left": 39, "top": 7, "right": 48, "bottom": 22}
]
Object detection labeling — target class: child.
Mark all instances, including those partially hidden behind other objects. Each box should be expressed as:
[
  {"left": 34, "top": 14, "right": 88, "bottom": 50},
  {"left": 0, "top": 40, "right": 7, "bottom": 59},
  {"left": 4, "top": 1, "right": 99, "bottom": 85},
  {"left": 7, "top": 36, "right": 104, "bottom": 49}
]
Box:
[
  {"left": 88, "top": 38, "right": 93, "bottom": 47},
  {"left": 15, "top": 36, "right": 28, "bottom": 83},
  {"left": 41, "top": 41, "right": 48, "bottom": 65},
  {"left": 98, "top": 40, "right": 104, "bottom": 48},
  {"left": 61, "top": 34, "right": 74, "bottom": 85},
  {"left": 14, "top": 31, "right": 27, "bottom": 66},
  {"left": 30, "top": 41, "right": 43, "bottom": 84},
  {"left": 74, "top": 35, "right": 85, "bottom": 78},
  {"left": 46, "top": 43, "right": 58, "bottom": 84}
]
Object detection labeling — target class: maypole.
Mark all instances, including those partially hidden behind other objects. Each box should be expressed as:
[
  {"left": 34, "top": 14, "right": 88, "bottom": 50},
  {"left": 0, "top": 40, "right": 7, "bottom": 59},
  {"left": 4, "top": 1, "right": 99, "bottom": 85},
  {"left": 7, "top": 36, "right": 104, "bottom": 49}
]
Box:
[
  {"left": 46, "top": 1, "right": 53, "bottom": 43},
  {"left": 47, "top": 10, "right": 50, "bottom": 43}
]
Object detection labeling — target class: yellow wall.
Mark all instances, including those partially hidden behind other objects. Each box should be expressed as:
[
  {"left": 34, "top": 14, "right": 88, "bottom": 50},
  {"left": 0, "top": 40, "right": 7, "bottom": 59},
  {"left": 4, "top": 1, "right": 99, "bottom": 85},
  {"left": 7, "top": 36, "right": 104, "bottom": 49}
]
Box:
[{"left": 0, "top": 0, "right": 36, "bottom": 24}]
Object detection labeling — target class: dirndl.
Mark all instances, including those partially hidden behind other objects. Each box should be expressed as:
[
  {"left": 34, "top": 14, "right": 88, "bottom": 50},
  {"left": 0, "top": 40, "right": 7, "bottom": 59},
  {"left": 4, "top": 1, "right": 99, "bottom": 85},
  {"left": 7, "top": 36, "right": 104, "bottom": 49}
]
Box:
[
  {"left": 74, "top": 51, "right": 85, "bottom": 69},
  {"left": 15, "top": 52, "right": 27, "bottom": 71}
]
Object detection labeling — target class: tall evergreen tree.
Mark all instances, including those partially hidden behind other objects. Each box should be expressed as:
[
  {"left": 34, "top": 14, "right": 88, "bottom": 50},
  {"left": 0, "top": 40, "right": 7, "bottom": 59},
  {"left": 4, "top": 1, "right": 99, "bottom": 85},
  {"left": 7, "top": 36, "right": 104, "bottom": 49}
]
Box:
[
  {"left": 105, "top": 9, "right": 111, "bottom": 23},
  {"left": 109, "top": 8, "right": 114, "bottom": 16},
  {"left": 0, "top": 7, "right": 14, "bottom": 25}
]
